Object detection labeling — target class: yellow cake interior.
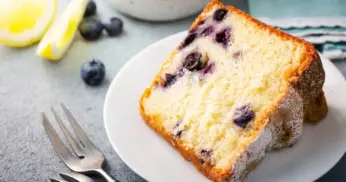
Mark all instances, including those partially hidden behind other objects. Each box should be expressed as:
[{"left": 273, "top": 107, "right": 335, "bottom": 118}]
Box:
[{"left": 142, "top": 6, "right": 306, "bottom": 168}]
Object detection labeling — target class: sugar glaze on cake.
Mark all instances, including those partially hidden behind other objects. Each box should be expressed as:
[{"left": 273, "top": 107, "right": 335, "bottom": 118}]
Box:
[{"left": 140, "top": 0, "right": 326, "bottom": 181}]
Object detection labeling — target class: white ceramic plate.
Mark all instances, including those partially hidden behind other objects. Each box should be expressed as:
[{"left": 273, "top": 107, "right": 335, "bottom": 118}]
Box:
[{"left": 104, "top": 31, "right": 346, "bottom": 182}]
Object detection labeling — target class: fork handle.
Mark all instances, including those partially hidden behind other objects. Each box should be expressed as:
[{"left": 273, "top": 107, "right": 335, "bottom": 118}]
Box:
[{"left": 94, "top": 169, "right": 119, "bottom": 182}]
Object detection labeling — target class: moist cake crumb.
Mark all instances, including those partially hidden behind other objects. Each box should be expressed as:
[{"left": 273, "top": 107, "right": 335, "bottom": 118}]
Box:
[{"left": 140, "top": 0, "right": 326, "bottom": 181}]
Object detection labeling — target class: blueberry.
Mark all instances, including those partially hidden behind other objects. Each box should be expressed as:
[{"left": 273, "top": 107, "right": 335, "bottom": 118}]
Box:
[
  {"left": 233, "top": 51, "right": 242, "bottom": 59},
  {"left": 213, "top": 9, "right": 228, "bottom": 21},
  {"left": 201, "top": 26, "right": 214, "bottom": 36},
  {"left": 233, "top": 105, "right": 255, "bottom": 128},
  {"left": 81, "top": 59, "right": 106, "bottom": 86},
  {"left": 79, "top": 18, "right": 104, "bottom": 41},
  {"left": 104, "top": 17, "right": 123, "bottom": 37},
  {"left": 173, "top": 121, "right": 183, "bottom": 138},
  {"left": 163, "top": 73, "right": 177, "bottom": 88},
  {"left": 200, "top": 149, "right": 212, "bottom": 163},
  {"left": 215, "top": 28, "right": 231, "bottom": 47},
  {"left": 84, "top": 0, "right": 97, "bottom": 17},
  {"left": 174, "top": 120, "right": 182, "bottom": 128},
  {"left": 200, "top": 149, "right": 212, "bottom": 157},
  {"left": 176, "top": 68, "right": 185, "bottom": 77},
  {"left": 174, "top": 130, "right": 183, "bottom": 138},
  {"left": 179, "top": 33, "right": 197, "bottom": 49},
  {"left": 183, "top": 52, "right": 204, "bottom": 71}
]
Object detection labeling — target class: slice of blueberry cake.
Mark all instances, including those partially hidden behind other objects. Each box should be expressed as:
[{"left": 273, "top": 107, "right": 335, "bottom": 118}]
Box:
[{"left": 139, "top": 0, "right": 326, "bottom": 181}]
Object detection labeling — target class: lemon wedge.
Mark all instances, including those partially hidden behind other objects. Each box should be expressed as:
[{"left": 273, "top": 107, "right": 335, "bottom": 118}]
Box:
[
  {"left": 0, "top": 0, "right": 57, "bottom": 47},
  {"left": 37, "top": 0, "right": 88, "bottom": 61}
]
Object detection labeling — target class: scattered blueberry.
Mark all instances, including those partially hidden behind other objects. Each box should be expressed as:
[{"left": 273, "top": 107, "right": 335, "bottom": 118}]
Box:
[
  {"left": 81, "top": 59, "right": 106, "bottom": 86},
  {"left": 180, "top": 33, "right": 197, "bottom": 49},
  {"left": 233, "top": 104, "right": 255, "bottom": 128},
  {"left": 183, "top": 52, "right": 204, "bottom": 71},
  {"left": 215, "top": 28, "right": 231, "bottom": 47},
  {"left": 104, "top": 17, "right": 123, "bottom": 37},
  {"left": 201, "top": 149, "right": 212, "bottom": 157},
  {"left": 200, "top": 149, "right": 212, "bottom": 163},
  {"left": 84, "top": 0, "right": 97, "bottom": 17},
  {"left": 163, "top": 73, "right": 177, "bottom": 88},
  {"left": 200, "top": 26, "right": 214, "bottom": 37},
  {"left": 213, "top": 9, "right": 228, "bottom": 21},
  {"left": 201, "top": 62, "right": 215, "bottom": 75},
  {"left": 79, "top": 18, "right": 104, "bottom": 41}
]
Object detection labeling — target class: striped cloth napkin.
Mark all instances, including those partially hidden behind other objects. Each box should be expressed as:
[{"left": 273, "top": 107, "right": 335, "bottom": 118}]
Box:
[{"left": 248, "top": 0, "right": 346, "bottom": 60}]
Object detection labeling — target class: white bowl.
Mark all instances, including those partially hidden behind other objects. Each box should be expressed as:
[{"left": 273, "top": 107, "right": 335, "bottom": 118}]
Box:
[{"left": 106, "top": 0, "right": 210, "bottom": 21}]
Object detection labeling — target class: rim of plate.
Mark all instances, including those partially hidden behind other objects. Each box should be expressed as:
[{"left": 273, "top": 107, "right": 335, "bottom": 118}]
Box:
[{"left": 103, "top": 30, "right": 345, "bottom": 182}]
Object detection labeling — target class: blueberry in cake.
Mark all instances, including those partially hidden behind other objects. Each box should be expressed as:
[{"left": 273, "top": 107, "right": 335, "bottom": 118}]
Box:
[{"left": 139, "top": 0, "right": 327, "bottom": 181}]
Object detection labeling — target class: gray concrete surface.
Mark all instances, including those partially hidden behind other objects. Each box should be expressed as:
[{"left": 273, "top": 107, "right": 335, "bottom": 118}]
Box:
[{"left": 0, "top": 0, "right": 344, "bottom": 181}]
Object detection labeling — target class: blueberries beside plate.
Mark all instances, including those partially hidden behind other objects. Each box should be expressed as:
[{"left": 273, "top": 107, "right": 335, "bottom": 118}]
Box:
[
  {"left": 81, "top": 59, "right": 106, "bottom": 86},
  {"left": 79, "top": 18, "right": 104, "bottom": 41},
  {"left": 79, "top": 0, "right": 124, "bottom": 41},
  {"left": 104, "top": 17, "right": 124, "bottom": 37}
]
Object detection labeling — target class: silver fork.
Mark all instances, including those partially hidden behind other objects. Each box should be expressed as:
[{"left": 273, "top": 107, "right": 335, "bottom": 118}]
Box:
[
  {"left": 42, "top": 103, "right": 118, "bottom": 182},
  {"left": 50, "top": 171, "right": 93, "bottom": 182}
]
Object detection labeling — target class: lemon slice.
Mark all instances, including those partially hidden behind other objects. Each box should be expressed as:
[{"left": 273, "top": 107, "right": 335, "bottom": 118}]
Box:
[
  {"left": 37, "top": 0, "right": 88, "bottom": 61},
  {"left": 0, "top": 0, "right": 57, "bottom": 47}
]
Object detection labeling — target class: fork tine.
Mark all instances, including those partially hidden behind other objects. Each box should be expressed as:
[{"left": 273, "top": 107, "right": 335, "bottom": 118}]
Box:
[
  {"left": 41, "top": 112, "right": 76, "bottom": 166},
  {"left": 49, "top": 177, "right": 68, "bottom": 182},
  {"left": 51, "top": 107, "right": 84, "bottom": 157},
  {"left": 59, "top": 172, "right": 93, "bottom": 182},
  {"left": 60, "top": 103, "right": 96, "bottom": 149}
]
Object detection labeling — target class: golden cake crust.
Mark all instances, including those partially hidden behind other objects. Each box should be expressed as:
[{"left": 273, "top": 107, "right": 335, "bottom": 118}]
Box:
[
  {"left": 304, "top": 90, "right": 328, "bottom": 122},
  {"left": 139, "top": 0, "right": 327, "bottom": 181}
]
